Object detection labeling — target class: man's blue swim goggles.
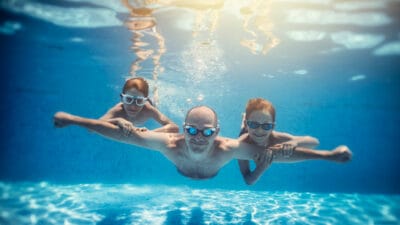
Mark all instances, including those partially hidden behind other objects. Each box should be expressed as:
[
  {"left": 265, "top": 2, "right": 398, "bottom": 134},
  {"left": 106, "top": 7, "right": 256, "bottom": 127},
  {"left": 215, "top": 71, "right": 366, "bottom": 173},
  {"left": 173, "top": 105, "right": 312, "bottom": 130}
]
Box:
[
  {"left": 246, "top": 120, "right": 274, "bottom": 130},
  {"left": 120, "top": 93, "right": 147, "bottom": 106},
  {"left": 184, "top": 124, "right": 217, "bottom": 137}
]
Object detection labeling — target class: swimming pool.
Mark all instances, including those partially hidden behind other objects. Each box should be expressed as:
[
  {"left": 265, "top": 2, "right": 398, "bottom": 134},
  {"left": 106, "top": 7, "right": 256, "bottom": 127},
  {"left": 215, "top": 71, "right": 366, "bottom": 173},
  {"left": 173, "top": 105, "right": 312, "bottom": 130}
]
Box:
[{"left": 1, "top": 0, "right": 399, "bottom": 224}]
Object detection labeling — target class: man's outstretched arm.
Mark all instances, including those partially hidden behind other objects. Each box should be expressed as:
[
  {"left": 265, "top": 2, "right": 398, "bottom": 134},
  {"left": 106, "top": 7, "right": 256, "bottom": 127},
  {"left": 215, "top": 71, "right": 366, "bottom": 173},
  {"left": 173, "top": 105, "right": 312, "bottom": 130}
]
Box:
[
  {"left": 54, "top": 111, "right": 125, "bottom": 140},
  {"left": 53, "top": 111, "right": 172, "bottom": 151}
]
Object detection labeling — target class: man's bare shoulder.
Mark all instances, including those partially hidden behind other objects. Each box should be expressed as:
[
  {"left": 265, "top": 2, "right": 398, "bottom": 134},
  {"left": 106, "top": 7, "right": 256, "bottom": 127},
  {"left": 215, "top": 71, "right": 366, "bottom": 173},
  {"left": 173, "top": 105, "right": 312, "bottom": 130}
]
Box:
[
  {"left": 214, "top": 136, "right": 259, "bottom": 160},
  {"left": 214, "top": 136, "right": 238, "bottom": 152},
  {"left": 158, "top": 133, "right": 186, "bottom": 159},
  {"left": 165, "top": 133, "right": 185, "bottom": 149}
]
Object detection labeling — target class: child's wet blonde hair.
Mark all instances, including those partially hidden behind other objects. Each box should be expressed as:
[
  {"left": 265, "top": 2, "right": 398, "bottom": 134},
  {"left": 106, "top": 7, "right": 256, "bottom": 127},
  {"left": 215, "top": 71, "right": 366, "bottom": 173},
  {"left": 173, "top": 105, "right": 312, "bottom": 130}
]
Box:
[
  {"left": 245, "top": 98, "right": 276, "bottom": 122},
  {"left": 123, "top": 77, "right": 149, "bottom": 97}
]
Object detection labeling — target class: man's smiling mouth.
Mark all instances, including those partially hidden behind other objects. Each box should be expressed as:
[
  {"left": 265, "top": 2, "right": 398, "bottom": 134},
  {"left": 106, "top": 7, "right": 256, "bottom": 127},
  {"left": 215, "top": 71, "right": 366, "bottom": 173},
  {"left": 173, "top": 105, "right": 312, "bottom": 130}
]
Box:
[{"left": 190, "top": 139, "right": 207, "bottom": 145}]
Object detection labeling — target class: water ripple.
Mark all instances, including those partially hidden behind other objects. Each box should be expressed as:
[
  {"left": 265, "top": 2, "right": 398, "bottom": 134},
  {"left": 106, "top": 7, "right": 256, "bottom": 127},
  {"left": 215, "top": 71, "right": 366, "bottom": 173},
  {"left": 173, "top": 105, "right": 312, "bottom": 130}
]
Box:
[{"left": 1, "top": 182, "right": 399, "bottom": 225}]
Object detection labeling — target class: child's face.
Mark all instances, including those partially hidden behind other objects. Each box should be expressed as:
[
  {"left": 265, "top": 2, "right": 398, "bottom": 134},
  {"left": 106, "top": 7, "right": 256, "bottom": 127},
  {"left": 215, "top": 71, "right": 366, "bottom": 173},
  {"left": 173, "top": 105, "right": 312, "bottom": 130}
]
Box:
[
  {"left": 246, "top": 110, "right": 274, "bottom": 146},
  {"left": 121, "top": 88, "right": 146, "bottom": 117}
]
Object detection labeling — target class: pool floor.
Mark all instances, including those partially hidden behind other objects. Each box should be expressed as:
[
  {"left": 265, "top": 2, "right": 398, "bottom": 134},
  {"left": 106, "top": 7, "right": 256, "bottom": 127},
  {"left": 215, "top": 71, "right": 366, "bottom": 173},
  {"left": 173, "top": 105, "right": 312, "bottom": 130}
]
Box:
[{"left": 1, "top": 182, "right": 399, "bottom": 225}]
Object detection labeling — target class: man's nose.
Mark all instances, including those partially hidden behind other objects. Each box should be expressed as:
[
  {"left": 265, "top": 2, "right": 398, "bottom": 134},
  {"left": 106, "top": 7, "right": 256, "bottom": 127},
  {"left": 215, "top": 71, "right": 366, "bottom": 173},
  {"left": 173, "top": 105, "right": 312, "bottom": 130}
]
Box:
[{"left": 193, "top": 133, "right": 205, "bottom": 139}]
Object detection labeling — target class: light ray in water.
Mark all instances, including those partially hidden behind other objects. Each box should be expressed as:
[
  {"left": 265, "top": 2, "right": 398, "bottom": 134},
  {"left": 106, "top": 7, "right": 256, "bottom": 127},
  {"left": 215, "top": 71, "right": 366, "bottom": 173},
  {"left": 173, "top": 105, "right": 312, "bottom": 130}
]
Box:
[
  {"left": 239, "top": 0, "right": 280, "bottom": 55},
  {"left": 122, "top": 0, "right": 167, "bottom": 107}
]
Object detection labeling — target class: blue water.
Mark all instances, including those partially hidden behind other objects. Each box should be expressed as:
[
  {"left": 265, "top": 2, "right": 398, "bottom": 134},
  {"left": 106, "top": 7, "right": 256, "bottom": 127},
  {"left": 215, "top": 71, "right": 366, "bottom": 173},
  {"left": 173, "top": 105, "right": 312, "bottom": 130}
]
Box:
[
  {"left": 1, "top": 182, "right": 400, "bottom": 225},
  {"left": 1, "top": 0, "right": 400, "bottom": 224}
]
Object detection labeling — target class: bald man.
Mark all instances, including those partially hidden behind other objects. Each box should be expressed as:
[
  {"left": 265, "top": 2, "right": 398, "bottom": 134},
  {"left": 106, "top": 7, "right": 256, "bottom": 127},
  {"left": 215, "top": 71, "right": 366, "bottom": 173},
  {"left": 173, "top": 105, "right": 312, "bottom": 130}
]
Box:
[{"left": 54, "top": 106, "right": 268, "bottom": 179}]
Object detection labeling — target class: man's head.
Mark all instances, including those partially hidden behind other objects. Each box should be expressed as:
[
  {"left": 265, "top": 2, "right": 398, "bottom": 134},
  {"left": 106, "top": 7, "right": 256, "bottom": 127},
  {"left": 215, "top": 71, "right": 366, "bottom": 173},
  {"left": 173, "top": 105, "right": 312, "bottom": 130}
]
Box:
[
  {"left": 120, "top": 77, "right": 149, "bottom": 117},
  {"left": 183, "top": 106, "right": 220, "bottom": 157},
  {"left": 244, "top": 98, "right": 276, "bottom": 146}
]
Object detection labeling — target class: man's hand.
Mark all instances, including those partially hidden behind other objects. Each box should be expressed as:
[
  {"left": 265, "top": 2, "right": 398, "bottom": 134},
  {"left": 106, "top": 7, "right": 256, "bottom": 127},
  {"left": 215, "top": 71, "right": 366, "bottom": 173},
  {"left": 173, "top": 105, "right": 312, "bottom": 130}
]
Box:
[
  {"left": 53, "top": 111, "right": 74, "bottom": 128},
  {"left": 330, "top": 145, "right": 352, "bottom": 162},
  {"left": 107, "top": 118, "right": 137, "bottom": 136}
]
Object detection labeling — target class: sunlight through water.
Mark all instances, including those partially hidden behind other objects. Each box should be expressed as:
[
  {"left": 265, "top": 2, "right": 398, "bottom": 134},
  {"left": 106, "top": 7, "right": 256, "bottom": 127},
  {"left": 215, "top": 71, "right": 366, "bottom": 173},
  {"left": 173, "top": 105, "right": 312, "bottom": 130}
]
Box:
[{"left": 1, "top": 182, "right": 400, "bottom": 225}]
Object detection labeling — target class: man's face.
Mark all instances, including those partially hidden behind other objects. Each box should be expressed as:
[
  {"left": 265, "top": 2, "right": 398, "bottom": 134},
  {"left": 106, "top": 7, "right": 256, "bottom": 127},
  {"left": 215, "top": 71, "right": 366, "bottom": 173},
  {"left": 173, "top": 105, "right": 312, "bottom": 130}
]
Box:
[{"left": 184, "top": 107, "right": 219, "bottom": 157}]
